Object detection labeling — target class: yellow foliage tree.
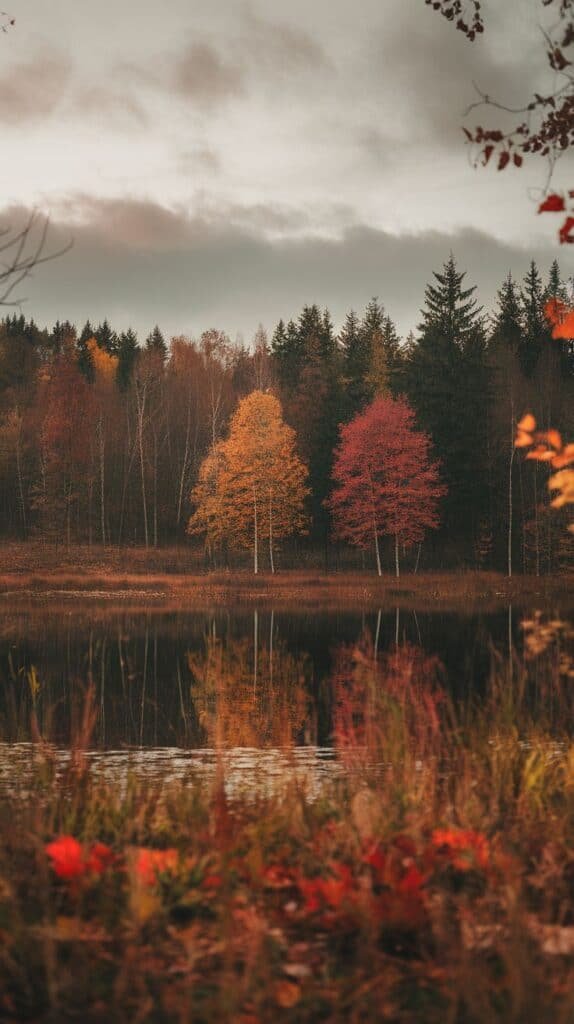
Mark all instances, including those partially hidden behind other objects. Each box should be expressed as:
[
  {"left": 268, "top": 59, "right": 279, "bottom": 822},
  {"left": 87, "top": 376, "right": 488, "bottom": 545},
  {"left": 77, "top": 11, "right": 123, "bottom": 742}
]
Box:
[
  {"left": 86, "top": 338, "right": 118, "bottom": 545},
  {"left": 188, "top": 391, "right": 308, "bottom": 573}
]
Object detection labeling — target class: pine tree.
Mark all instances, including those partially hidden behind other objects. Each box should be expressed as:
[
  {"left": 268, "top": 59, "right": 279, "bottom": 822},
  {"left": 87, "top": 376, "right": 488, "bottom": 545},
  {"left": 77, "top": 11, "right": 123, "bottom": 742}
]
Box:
[
  {"left": 492, "top": 273, "right": 522, "bottom": 351},
  {"left": 117, "top": 329, "right": 139, "bottom": 391},
  {"left": 145, "top": 325, "right": 168, "bottom": 362},
  {"left": 519, "top": 261, "right": 546, "bottom": 377},
  {"left": 339, "top": 309, "right": 367, "bottom": 416},
  {"left": 419, "top": 252, "right": 483, "bottom": 346},
  {"left": 545, "top": 260, "right": 573, "bottom": 378},
  {"left": 271, "top": 318, "right": 304, "bottom": 391},
  {"left": 77, "top": 320, "right": 96, "bottom": 380},
  {"left": 545, "top": 259, "right": 568, "bottom": 304},
  {"left": 403, "top": 254, "right": 489, "bottom": 556},
  {"left": 95, "top": 319, "right": 119, "bottom": 357}
]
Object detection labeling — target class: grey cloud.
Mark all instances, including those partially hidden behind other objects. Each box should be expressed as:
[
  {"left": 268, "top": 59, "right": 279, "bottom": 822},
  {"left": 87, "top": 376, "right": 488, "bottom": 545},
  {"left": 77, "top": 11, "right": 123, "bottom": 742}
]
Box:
[
  {"left": 371, "top": 6, "right": 546, "bottom": 147},
  {"left": 170, "top": 9, "right": 330, "bottom": 108},
  {"left": 0, "top": 50, "right": 72, "bottom": 124},
  {"left": 0, "top": 197, "right": 560, "bottom": 345},
  {"left": 48, "top": 195, "right": 353, "bottom": 249},
  {"left": 70, "top": 86, "right": 148, "bottom": 128},
  {"left": 174, "top": 42, "right": 245, "bottom": 107},
  {"left": 238, "top": 8, "right": 331, "bottom": 75}
]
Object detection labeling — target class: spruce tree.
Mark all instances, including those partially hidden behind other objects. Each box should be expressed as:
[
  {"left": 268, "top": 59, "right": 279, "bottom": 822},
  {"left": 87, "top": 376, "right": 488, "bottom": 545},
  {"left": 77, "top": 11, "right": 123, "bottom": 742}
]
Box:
[
  {"left": 145, "top": 325, "right": 168, "bottom": 362},
  {"left": 117, "top": 328, "right": 139, "bottom": 391},
  {"left": 519, "top": 261, "right": 546, "bottom": 377},
  {"left": 404, "top": 254, "right": 489, "bottom": 558},
  {"left": 340, "top": 309, "right": 367, "bottom": 416},
  {"left": 492, "top": 273, "right": 522, "bottom": 352},
  {"left": 77, "top": 319, "right": 96, "bottom": 380},
  {"left": 271, "top": 317, "right": 304, "bottom": 391},
  {"left": 419, "top": 252, "right": 483, "bottom": 346},
  {"left": 95, "top": 318, "right": 119, "bottom": 356}
]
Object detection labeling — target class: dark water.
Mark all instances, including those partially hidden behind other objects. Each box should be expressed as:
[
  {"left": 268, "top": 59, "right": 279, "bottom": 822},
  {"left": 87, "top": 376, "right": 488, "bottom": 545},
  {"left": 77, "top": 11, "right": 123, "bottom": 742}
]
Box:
[{"left": 0, "top": 604, "right": 530, "bottom": 751}]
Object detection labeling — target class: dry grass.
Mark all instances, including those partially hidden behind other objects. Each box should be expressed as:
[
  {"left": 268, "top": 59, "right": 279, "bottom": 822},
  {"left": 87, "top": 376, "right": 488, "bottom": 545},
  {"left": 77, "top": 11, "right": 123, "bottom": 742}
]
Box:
[
  {"left": 0, "top": 637, "right": 574, "bottom": 1021},
  {"left": 0, "top": 542, "right": 571, "bottom": 612}
]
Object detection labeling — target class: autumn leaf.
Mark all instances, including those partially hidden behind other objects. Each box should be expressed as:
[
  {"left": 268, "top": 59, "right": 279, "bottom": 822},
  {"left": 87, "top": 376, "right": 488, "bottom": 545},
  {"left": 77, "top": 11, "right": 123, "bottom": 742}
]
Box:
[
  {"left": 517, "top": 413, "right": 536, "bottom": 433},
  {"left": 538, "top": 193, "right": 566, "bottom": 213},
  {"left": 274, "top": 980, "right": 301, "bottom": 1008},
  {"left": 559, "top": 216, "right": 574, "bottom": 243}
]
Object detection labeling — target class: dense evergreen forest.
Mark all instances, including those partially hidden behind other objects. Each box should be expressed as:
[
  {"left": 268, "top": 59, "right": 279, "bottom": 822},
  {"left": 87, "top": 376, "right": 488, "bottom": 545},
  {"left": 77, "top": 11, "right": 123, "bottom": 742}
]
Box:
[{"left": 0, "top": 254, "right": 572, "bottom": 572}]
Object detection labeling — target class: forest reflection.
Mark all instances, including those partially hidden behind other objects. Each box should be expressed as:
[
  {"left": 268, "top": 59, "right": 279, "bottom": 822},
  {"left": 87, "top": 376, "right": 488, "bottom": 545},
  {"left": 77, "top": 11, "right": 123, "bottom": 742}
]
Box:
[{"left": 0, "top": 604, "right": 557, "bottom": 752}]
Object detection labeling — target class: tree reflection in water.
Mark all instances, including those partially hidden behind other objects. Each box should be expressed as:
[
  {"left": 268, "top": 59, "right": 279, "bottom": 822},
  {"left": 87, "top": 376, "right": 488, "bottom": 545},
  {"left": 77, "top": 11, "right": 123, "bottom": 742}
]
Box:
[{"left": 187, "top": 610, "right": 313, "bottom": 749}]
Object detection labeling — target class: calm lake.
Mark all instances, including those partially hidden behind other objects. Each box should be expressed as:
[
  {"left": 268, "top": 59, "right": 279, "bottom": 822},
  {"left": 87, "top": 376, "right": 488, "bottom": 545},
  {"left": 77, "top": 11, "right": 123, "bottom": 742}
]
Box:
[{"left": 0, "top": 601, "right": 562, "bottom": 790}]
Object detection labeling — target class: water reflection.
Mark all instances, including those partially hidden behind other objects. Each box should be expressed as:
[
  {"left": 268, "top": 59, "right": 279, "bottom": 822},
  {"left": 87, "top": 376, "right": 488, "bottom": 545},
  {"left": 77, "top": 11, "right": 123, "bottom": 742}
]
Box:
[{"left": 0, "top": 603, "right": 561, "bottom": 753}]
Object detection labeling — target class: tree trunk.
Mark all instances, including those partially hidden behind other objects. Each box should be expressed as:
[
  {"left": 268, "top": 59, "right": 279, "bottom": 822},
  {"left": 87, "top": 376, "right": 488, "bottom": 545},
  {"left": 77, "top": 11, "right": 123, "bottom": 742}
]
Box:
[
  {"left": 176, "top": 388, "right": 192, "bottom": 526},
  {"left": 368, "top": 473, "right": 381, "bottom": 576},
  {"left": 253, "top": 487, "right": 258, "bottom": 575},
  {"left": 508, "top": 399, "right": 515, "bottom": 578},
  {"left": 414, "top": 543, "right": 422, "bottom": 574},
  {"left": 395, "top": 532, "right": 400, "bottom": 578},
  {"left": 136, "top": 382, "right": 149, "bottom": 549},
  {"left": 253, "top": 608, "right": 258, "bottom": 693},
  {"left": 269, "top": 491, "right": 275, "bottom": 574},
  {"left": 374, "top": 608, "right": 381, "bottom": 662},
  {"left": 98, "top": 415, "right": 106, "bottom": 546},
  {"left": 533, "top": 462, "right": 540, "bottom": 576},
  {"left": 15, "top": 415, "right": 27, "bottom": 538},
  {"left": 373, "top": 514, "right": 382, "bottom": 576},
  {"left": 153, "top": 428, "right": 158, "bottom": 548}
]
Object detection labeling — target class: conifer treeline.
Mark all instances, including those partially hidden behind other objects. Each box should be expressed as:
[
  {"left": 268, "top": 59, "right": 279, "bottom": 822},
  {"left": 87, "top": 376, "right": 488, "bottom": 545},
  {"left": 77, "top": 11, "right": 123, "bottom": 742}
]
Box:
[{"left": 0, "top": 255, "right": 572, "bottom": 571}]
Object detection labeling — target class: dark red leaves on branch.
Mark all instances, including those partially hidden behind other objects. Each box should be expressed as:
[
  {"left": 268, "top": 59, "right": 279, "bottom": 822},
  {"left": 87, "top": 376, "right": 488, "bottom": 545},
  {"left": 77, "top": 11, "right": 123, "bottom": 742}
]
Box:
[
  {"left": 425, "top": 0, "right": 483, "bottom": 41},
  {"left": 427, "top": 0, "right": 574, "bottom": 243}
]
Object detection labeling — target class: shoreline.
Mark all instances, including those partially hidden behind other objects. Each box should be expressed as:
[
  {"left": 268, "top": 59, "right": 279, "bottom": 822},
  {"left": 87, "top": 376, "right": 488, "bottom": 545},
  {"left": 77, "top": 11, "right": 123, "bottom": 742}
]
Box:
[{"left": 0, "top": 566, "right": 571, "bottom": 612}]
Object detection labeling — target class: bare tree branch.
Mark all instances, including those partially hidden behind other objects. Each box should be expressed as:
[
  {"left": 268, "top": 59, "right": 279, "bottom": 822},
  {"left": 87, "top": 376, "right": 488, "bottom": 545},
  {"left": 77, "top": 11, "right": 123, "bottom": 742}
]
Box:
[
  {"left": 0, "top": 212, "right": 72, "bottom": 307},
  {"left": 426, "top": 0, "right": 574, "bottom": 241}
]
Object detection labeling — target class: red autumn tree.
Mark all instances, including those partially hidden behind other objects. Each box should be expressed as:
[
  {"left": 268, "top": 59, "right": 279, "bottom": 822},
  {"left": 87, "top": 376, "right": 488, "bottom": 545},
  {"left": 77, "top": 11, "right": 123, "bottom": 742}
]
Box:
[{"left": 328, "top": 396, "right": 446, "bottom": 576}]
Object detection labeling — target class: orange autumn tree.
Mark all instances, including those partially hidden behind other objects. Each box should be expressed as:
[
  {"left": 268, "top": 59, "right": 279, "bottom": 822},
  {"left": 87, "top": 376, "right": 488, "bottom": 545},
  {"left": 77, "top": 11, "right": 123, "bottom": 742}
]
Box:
[
  {"left": 188, "top": 391, "right": 308, "bottom": 573},
  {"left": 515, "top": 298, "right": 574, "bottom": 533},
  {"left": 86, "top": 338, "right": 118, "bottom": 545}
]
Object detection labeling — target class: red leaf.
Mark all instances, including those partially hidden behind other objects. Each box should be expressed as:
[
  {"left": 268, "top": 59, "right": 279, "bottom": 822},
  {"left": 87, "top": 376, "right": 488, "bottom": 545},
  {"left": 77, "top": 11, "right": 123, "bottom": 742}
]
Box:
[
  {"left": 513, "top": 153, "right": 523, "bottom": 167},
  {"left": 497, "top": 151, "right": 510, "bottom": 171},
  {"left": 538, "top": 193, "right": 566, "bottom": 214},
  {"left": 559, "top": 216, "right": 574, "bottom": 244}
]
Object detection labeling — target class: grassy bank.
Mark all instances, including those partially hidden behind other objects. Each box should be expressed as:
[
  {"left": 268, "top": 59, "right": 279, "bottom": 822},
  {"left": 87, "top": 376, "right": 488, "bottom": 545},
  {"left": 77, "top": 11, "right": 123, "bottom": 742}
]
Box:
[
  {"left": 1, "top": 631, "right": 574, "bottom": 1022},
  {"left": 0, "top": 542, "right": 572, "bottom": 612}
]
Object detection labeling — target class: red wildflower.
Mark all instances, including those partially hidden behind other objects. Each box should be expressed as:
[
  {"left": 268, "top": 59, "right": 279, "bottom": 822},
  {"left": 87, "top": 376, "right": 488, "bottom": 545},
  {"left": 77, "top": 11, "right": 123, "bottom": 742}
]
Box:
[
  {"left": 46, "top": 836, "right": 85, "bottom": 880},
  {"left": 363, "top": 843, "right": 386, "bottom": 876},
  {"left": 299, "top": 863, "right": 355, "bottom": 913},
  {"left": 202, "top": 873, "right": 223, "bottom": 890},
  {"left": 135, "top": 848, "right": 179, "bottom": 886},
  {"left": 396, "top": 864, "right": 425, "bottom": 897},
  {"left": 431, "top": 829, "right": 489, "bottom": 871},
  {"left": 263, "top": 864, "right": 294, "bottom": 889},
  {"left": 85, "top": 842, "right": 115, "bottom": 875}
]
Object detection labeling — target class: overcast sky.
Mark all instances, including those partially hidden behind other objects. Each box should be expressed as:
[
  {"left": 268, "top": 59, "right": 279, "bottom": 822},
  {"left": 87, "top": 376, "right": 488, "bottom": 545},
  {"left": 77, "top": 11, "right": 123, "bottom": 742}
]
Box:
[{"left": 1, "top": 0, "right": 572, "bottom": 343}]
